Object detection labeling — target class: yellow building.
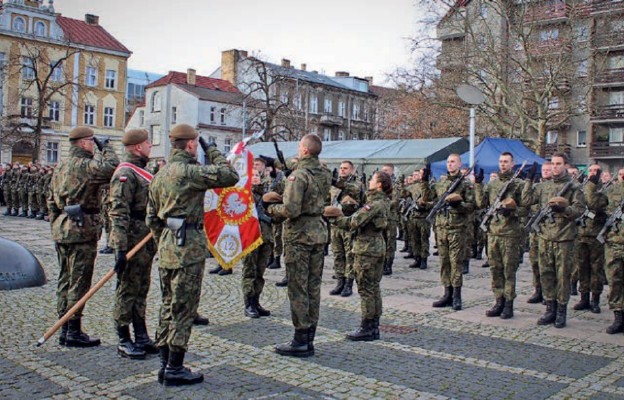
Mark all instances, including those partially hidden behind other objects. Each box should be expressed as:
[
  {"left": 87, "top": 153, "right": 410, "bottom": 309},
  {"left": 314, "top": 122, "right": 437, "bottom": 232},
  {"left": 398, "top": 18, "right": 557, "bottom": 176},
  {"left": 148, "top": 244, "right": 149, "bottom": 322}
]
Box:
[{"left": 0, "top": 0, "right": 131, "bottom": 164}]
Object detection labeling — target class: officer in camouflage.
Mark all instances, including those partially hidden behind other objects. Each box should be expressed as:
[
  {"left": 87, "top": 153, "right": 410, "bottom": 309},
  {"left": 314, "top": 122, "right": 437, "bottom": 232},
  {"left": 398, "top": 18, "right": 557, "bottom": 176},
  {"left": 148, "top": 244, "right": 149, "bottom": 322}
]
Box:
[
  {"left": 10, "top": 162, "right": 21, "bottom": 216},
  {"left": 2, "top": 163, "right": 12, "bottom": 215},
  {"left": 405, "top": 168, "right": 431, "bottom": 270},
  {"left": 27, "top": 164, "right": 40, "bottom": 218},
  {"left": 146, "top": 124, "right": 239, "bottom": 386},
  {"left": 109, "top": 129, "right": 158, "bottom": 360},
  {"left": 48, "top": 126, "right": 119, "bottom": 347},
  {"left": 381, "top": 163, "right": 400, "bottom": 276},
  {"left": 18, "top": 164, "right": 28, "bottom": 217},
  {"left": 266, "top": 134, "right": 332, "bottom": 358}
]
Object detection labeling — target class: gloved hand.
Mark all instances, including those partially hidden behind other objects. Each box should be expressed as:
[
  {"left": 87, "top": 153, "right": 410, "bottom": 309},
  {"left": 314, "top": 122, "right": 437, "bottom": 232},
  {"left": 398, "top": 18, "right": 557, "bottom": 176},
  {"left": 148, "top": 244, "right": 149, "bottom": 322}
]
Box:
[
  {"left": 588, "top": 169, "right": 601, "bottom": 185},
  {"left": 114, "top": 251, "right": 127, "bottom": 275},
  {"left": 421, "top": 164, "right": 431, "bottom": 182},
  {"left": 259, "top": 155, "right": 275, "bottom": 168},
  {"left": 93, "top": 137, "right": 108, "bottom": 152},
  {"left": 551, "top": 204, "right": 566, "bottom": 213},
  {"left": 332, "top": 168, "right": 339, "bottom": 186},
  {"left": 549, "top": 196, "right": 568, "bottom": 213},
  {"left": 198, "top": 136, "right": 216, "bottom": 153},
  {"left": 270, "top": 168, "right": 277, "bottom": 179},
  {"left": 526, "top": 162, "right": 538, "bottom": 182},
  {"left": 446, "top": 193, "right": 463, "bottom": 208},
  {"left": 474, "top": 168, "right": 485, "bottom": 184}
]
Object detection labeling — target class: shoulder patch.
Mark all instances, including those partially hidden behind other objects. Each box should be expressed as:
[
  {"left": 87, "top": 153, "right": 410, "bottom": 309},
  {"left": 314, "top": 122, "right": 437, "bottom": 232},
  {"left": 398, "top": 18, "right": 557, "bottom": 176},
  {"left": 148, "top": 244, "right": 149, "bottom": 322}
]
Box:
[
  {"left": 288, "top": 176, "right": 296, "bottom": 181},
  {"left": 364, "top": 204, "right": 371, "bottom": 211},
  {"left": 119, "top": 176, "right": 128, "bottom": 182}
]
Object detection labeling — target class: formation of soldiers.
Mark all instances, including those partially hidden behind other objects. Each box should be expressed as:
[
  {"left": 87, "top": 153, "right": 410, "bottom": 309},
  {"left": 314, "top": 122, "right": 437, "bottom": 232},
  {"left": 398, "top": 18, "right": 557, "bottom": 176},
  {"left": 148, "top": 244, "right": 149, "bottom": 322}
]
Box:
[
  {"left": 1, "top": 162, "right": 53, "bottom": 219},
  {"left": 5, "top": 128, "right": 624, "bottom": 387}
]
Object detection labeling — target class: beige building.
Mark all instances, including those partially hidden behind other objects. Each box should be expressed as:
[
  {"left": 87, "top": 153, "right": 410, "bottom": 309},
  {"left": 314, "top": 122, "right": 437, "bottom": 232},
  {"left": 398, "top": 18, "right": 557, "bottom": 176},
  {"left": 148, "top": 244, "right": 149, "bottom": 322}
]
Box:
[{"left": 0, "top": 0, "right": 130, "bottom": 164}]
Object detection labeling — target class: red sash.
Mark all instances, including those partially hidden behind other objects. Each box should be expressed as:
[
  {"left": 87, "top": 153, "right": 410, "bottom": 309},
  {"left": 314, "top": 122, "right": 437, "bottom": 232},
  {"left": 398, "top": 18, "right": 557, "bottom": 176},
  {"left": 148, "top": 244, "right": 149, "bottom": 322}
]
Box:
[{"left": 115, "top": 162, "right": 153, "bottom": 183}]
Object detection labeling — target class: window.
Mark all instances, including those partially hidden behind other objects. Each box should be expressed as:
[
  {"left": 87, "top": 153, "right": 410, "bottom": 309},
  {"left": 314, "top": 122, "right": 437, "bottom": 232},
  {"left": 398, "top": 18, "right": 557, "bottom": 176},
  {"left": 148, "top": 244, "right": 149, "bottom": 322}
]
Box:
[
  {"left": 103, "top": 107, "right": 114, "bottom": 127},
  {"left": 294, "top": 93, "right": 302, "bottom": 110},
  {"left": 139, "top": 110, "right": 144, "bottom": 126},
  {"left": 476, "top": 34, "right": 487, "bottom": 49},
  {"left": 612, "top": 20, "right": 624, "bottom": 33},
  {"left": 576, "top": 25, "right": 589, "bottom": 42},
  {"left": 22, "top": 57, "right": 34, "bottom": 80},
  {"left": 208, "top": 136, "right": 216, "bottom": 144},
  {"left": 171, "top": 106, "right": 177, "bottom": 124},
  {"left": 20, "top": 97, "right": 33, "bottom": 118},
  {"left": 50, "top": 61, "right": 62, "bottom": 82},
  {"left": 220, "top": 107, "right": 226, "bottom": 125},
  {"left": 210, "top": 106, "right": 216, "bottom": 123},
  {"left": 364, "top": 107, "right": 369, "bottom": 122},
  {"left": 224, "top": 138, "right": 232, "bottom": 153},
  {"left": 479, "top": 3, "right": 488, "bottom": 18},
  {"left": 548, "top": 96, "right": 559, "bottom": 109},
  {"left": 151, "top": 91, "right": 161, "bottom": 112},
  {"left": 577, "top": 130, "right": 587, "bottom": 147},
  {"left": 85, "top": 66, "right": 97, "bottom": 86},
  {"left": 48, "top": 101, "right": 60, "bottom": 122},
  {"left": 127, "top": 83, "right": 146, "bottom": 101},
  {"left": 280, "top": 91, "right": 288, "bottom": 104},
  {"left": 105, "top": 70, "right": 116, "bottom": 89},
  {"left": 578, "top": 60, "right": 588, "bottom": 77},
  {"left": 12, "top": 16, "right": 25, "bottom": 33},
  {"left": 34, "top": 21, "right": 46, "bottom": 37},
  {"left": 338, "top": 130, "right": 345, "bottom": 141},
  {"left": 609, "top": 127, "right": 624, "bottom": 143},
  {"left": 546, "top": 130, "right": 558, "bottom": 144},
  {"left": 577, "top": 95, "right": 587, "bottom": 112},
  {"left": 84, "top": 104, "right": 95, "bottom": 125},
  {"left": 338, "top": 100, "right": 346, "bottom": 117},
  {"left": 46, "top": 142, "right": 58, "bottom": 163},
  {"left": 539, "top": 28, "right": 559, "bottom": 42},
  {"left": 324, "top": 98, "right": 332, "bottom": 114},
  {"left": 150, "top": 125, "right": 161, "bottom": 146},
  {"left": 323, "top": 128, "right": 331, "bottom": 141},
  {"left": 309, "top": 94, "right": 318, "bottom": 114},
  {"left": 352, "top": 103, "right": 361, "bottom": 120}
]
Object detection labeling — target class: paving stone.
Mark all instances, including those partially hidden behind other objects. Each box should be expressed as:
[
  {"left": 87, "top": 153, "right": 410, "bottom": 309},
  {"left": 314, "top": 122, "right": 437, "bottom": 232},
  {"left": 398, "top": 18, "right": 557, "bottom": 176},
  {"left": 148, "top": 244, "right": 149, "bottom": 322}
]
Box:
[{"left": 0, "top": 356, "right": 67, "bottom": 399}]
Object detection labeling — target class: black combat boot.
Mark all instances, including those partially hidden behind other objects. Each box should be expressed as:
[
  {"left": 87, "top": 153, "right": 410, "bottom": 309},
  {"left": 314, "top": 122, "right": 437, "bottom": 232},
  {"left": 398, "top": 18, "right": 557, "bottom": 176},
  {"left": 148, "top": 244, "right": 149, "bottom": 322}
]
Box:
[
  {"left": 275, "top": 329, "right": 313, "bottom": 357},
  {"left": 266, "top": 255, "right": 274, "bottom": 268},
  {"left": 573, "top": 292, "right": 590, "bottom": 311},
  {"left": 500, "top": 299, "right": 514, "bottom": 320},
  {"left": 341, "top": 279, "right": 354, "bottom": 297},
  {"left": 420, "top": 257, "right": 428, "bottom": 270},
  {"left": 275, "top": 275, "right": 288, "bottom": 287},
  {"left": 481, "top": 262, "right": 489, "bottom": 268},
  {"left": 193, "top": 315, "right": 209, "bottom": 325},
  {"left": 383, "top": 259, "right": 393, "bottom": 276},
  {"left": 606, "top": 310, "right": 624, "bottom": 334},
  {"left": 372, "top": 316, "right": 380, "bottom": 340},
  {"left": 11, "top": 208, "right": 18, "bottom": 216},
  {"left": 527, "top": 286, "right": 543, "bottom": 304},
  {"left": 399, "top": 242, "right": 409, "bottom": 252},
  {"left": 98, "top": 246, "right": 113, "bottom": 254},
  {"left": 244, "top": 295, "right": 260, "bottom": 318},
  {"left": 3, "top": 208, "right": 11, "bottom": 216},
  {"left": 117, "top": 325, "right": 146, "bottom": 359},
  {"left": 209, "top": 265, "right": 222, "bottom": 274},
  {"left": 471, "top": 245, "right": 478, "bottom": 259},
  {"left": 59, "top": 322, "right": 68, "bottom": 346},
  {"left": 158, "top": 346, "right": 169, "bottom": 384},
  {"left": 308, "top": 325, "right": 316, "bottom": 352},
  {"left": 254, "top": 295, "right": 271, "bottom": 317},
  {"left": 133, "top": 317, "right": 159, "bottom": 354},
  {"left": 267, "top": 256, "right": 281, "bottom": 269},
  {"left": 486, "top": 297, "right": 505, "bottom": 317},
  {"left": 218, "top": 268, "right": 232, "bottom": 275},
  {"left": 570, "top": 280, "right": 578, "bottom": 296},
  {"left": 28, "top": 210, "right": 36, "bottom": 218},
  {"left": 18, "top": 209, "right": 27, "bottom": 217},
  {"left": 590, "top": 293, "right": 601, "bottom": 314},
  {"left": 35, "top": 213, "right": 44, "bottom": 220},
  {"left": 324, "top": 243, "right": 329, "bottom": 256},
  {"left": 476, "top": 245, "right": 483, "bottom": 260},
  {"left": 409, "top": 256, "right": 422, "bottom": 269},
  {"left": 345, "top": 319, "right": 376, "bottom": 341},
  {"left": 432, "top": 286, "right": 453, "bottom": 308},
  {"left": 163, "top": 350, "right": 204, "bottom": 386},
  {"left": 554, "top": 303, "right": 567, "bottom": 328},
  {"left": 65, "top": 319, "right": 101, "bottom": 347},
  {"left": 403, "top": 250, "right": 414, "bottom": 259},
  {"left": 462, "top": 260, "right": 469, "bottom": 274},
  {"left": 330, "top": 277, "right": 346, "bottom": 295},
  {"left": 537, "top": 300, "right": 557, "bottom": 325},
  {"left": 452, "top": 286, "right": 462, "bottom": 311}
]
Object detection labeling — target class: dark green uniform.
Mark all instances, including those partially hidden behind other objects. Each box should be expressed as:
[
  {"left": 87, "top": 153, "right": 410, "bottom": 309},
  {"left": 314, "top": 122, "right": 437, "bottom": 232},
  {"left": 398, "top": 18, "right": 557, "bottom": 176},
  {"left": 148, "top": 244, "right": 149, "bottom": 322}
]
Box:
[
  {"left": 405, "top": 182, "right": 431, "bottom": 263},
  {"left": 331, "top": 176, "right": 364, "bottom": 280},
  {"left": 3, "top": 166, "right": 13, "bottom": 214}
]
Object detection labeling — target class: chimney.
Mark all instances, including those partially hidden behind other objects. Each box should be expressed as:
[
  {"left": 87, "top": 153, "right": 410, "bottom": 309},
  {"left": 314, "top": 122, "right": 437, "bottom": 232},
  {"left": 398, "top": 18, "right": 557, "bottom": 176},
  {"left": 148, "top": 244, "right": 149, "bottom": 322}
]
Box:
[
  {"left": 222, "top": 49, "right": 247, "bottom": 85},
  {"left": 187, "top": 68, "right": 196, "bottom": 86},
  {"left": 300, "top": 63, "right": 307, "bottom": 71},
  {"left": 335, "top": 71, "right": 350, "bottom": 77},
  {"left": 85, "top": 14, "right": 99, "bottom": 25},
  {"left": 365, "top": 76, "right": 373, "bottom": 84},
  {"left": 281, "top": 58, "right": 291, "bottom": 68}
]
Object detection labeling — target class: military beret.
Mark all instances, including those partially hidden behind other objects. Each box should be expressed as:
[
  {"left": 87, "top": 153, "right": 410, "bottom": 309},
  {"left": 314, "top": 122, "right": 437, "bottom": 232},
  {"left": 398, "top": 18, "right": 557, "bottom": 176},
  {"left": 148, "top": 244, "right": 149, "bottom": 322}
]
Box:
[
  {"left": 262, "top": 192, "right": 283, "bottom": 203},
  {"left": 323, "top": 206, "right": 344, "bottom": 218},
  {"left": 340, "top": 195, "right": 358, "bottom": 206},
  {"left": 548, "top": 196, "right": 569, "bottom": 208},
  {"left": 122, "top": 129, "right": 149, "bottom": 145},
  {"left": 169, "top": 124, "right": 198, "bottom": 140},
  {"left": 500, "top": 198, "right": 517, "bottom": 210},
  {"left": 445, "top": 193, "right": 463, "bottom": 203},
  {"left": 69, "top": 126, "right": 94, "bottom": 140}
]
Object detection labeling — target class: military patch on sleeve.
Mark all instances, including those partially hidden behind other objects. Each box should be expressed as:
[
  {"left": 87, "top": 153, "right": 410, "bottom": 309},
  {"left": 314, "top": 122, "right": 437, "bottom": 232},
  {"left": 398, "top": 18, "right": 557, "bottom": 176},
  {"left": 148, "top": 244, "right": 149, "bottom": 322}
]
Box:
[
  {"left": 119, "top": 176, "right": 128, "bottom": 182},
  {"left": 288, "top": 176, "right": 296, "bottom": 181},
  {"left": 364, "top": 205, "right": 371, "bottom": 211}
]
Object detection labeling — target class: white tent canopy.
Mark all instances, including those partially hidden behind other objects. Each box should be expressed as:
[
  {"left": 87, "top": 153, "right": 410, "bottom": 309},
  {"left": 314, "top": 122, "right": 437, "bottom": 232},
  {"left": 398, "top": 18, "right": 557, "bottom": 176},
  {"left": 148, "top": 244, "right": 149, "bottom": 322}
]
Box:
[{"left": 247, "top": 137, "right": 469, "bottom": 176}]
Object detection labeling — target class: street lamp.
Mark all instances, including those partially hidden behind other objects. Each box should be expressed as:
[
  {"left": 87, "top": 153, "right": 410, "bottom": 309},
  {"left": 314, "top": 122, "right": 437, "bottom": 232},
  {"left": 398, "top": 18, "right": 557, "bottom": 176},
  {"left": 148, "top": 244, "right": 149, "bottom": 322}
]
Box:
[{"left": 456, "top": 84, "right": 485, "bottom": 167}]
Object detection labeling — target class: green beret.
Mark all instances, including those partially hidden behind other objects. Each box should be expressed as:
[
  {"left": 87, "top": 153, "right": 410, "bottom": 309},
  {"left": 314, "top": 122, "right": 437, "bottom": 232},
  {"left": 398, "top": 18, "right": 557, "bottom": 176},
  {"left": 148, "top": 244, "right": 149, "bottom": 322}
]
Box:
[
  {"left": 122, "top": 129, "right": 149, "bottom": 145},
  {"left": 69, "top": 126, "right": 94, "bottom": 140},
  {"left": 169, "top": 124, "right": 198, "bottom": 140}
]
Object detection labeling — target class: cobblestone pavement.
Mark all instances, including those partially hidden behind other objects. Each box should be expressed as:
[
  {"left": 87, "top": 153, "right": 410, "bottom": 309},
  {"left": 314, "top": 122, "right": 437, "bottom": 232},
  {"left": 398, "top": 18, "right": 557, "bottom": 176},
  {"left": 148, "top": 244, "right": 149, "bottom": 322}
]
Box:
[{"left": 1, "top": 215, "right": 624, "bottom": 399}]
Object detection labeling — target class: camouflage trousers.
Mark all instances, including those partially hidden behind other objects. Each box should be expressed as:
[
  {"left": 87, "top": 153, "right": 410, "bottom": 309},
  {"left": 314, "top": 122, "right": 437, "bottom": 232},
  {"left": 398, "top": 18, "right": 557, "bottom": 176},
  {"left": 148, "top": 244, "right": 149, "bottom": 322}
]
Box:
[
  {"left": 19, "top": 188, "right": 27, "bottom": 210},
  {"left": 55, "top": 241, "right": 97, "bottom": 320},
  {"left": 11, "top": 188, "right": 20, "bottom": 210},
  {"left": 407, "top": 217, "right": 430, "bottom": 259},
  {"left": 576, "top": 237, "right": 605, "bottom": 295},
  {"left": 156, "top": 261, "right": 204, "bottom": 352},
  {"left": 538, "top": 239, "right": 574, "bottom": 305},
  {"left": 605, "top": 242, "right": 624, "bottom": 311},
  {"left": 285, "top": 242, "right": 324, "bottom": 330},
  {"left": 28, "top": 190, "right": 39, "bottom": 214},
  {"left": 354, "top": 254, "right": 384, "bottom": 320},
  {"left": 241, "top": 241, "right": 271, "bottom": 297},
  {"left": 331, "top": 227, "right": 354, "bottom": 279},
  {"left": 529, "top": 232, "right": 540, "bottom": 287},
  {"left": 487, "top": 235, "right": 520, "bottom": 300},
  {"left": 385, "top": 220, "right": 397, "bottom": 261},
  {"left": 3, "top": 186, "right": 12, "bottom": 209},
  {"left": 38, "top": 192, "right": 48, "bottom": 215},
  {"left": 272, "top": 222, "right": 283, "bottom": 257},
  {"left": 436, "top": 228, "right": 465, "bottom": 288},
  {"left": 113, "top": 246, "right": 155, "bottom": 328},
  {"left": 101, "top": 209, "right": 111, "bottom": 246}
]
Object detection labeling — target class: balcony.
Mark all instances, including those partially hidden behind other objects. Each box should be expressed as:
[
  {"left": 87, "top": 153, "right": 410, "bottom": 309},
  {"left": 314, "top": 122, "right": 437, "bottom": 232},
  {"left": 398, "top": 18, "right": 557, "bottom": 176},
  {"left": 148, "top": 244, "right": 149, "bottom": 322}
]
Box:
[
  {"left": 319, "top": 113, "right": 343, "bottom": 127},
  {"left": 594, "top": 68, "right": 624, "bottom": 88},
  {"left": 543, "top": 143, "right": 571, "bottom": 158},
  {"left": 437, "top": 11, "right": 465, "bottom": 40},
  {"left": 592, "top": 32, "right": 624, "bottom": 51},
  {"left": 525, "top": 76, "right": 571, "bottom": 93},
  {"left": 521, "top": 1, "right": 571, "bottom": 24},
  {"left": 527, "top": 38, "right": 572, "bottom": 56},
  {"left": 592, "top": 0, "right": 624, "bottom": 15},
  {"left": 436, "top": 53, "right": 466, "bottom": 70},
  {"left": 591, "top": 104, "right": 624, "bottom": 123},
  {"left": 590, "top": 141, "right": 624, "bottom": 158}
]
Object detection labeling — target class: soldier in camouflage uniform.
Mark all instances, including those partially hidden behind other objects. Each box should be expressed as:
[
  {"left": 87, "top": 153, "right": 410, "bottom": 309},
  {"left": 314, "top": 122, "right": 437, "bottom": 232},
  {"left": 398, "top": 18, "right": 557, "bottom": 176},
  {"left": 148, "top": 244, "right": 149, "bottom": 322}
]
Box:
[
  {"left": 98, "top": 185, "right": 113, "bottom": 254},
  {"left": 2, "top": 163, "right": 13, "bottom": 215},
  {"left": 242, "top": 168, "right": 274, "bottom": 319},
  {"left": 461, "top": 167, "right": 476, "bottom": 274},
  {"left": 522, "top": 152, "right": 585, "bottom": 328},
  {"left": 18, "top": 165, "right": 29, "bottom": 217},
  {"left": 109, "top": 129, "right": 158, "bottom": 360},
  {"left": 10, "top": 162, "right": 20, "bottom": 216},
  {"left": 27, "top": 165, "right": 40, "bottom": 218},
  {"left": 405, "top": 169, "right": 431, "bottom": 270},
  {"left": 36, "top": 166, "right": 50, "bottom": 220},
  {"left": 266, "top": 134, "right": 331, "bottom": 358},
  {"left": 333, "top": 171, "right": 390, "bottom": 341},
  {"left": 329, "top": 160, "right": 364, "bottom": 297},
  {"left": 527, "top": 162, "right": 552, "bottom": 303},
  {"left": 424, "top": 154, "right": 475, "bottom": 311},
  {"left": 48, "top": 127, "right": 119, "bottom": 347},
  {"left": 587, "top": 168, "right": 624, "bottom": 334},
  {"left": 381, "top": 164, "right": 400, "bottom": 276},
  {"left": 146, "top": 124, "right": 238, "bottom": 386},
  {"left": 475, "top": 152, "right": 530, "bottom": 319}
]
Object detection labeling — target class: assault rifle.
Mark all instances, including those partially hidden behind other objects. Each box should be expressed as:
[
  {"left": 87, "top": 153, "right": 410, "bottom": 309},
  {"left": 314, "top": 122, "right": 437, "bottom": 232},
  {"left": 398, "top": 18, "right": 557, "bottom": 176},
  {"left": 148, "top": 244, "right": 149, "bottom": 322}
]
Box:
[
  {"left": 596, "top": 198, "right": 624, "bottom": 244},
  {"left": 525, "top": 176, "right": 576, "bottom": 233},
  {"left": 425, "top": 165, "right": 474, "bottom": 224},
  {"left": 272, "top": 139, "right": 292, "bottom": 176},
  {"left": 598, "top": 174, "right": 616, "bottom": 193},
  {"left": 479, "top": 160, "right": 527, "bottom": 232}
]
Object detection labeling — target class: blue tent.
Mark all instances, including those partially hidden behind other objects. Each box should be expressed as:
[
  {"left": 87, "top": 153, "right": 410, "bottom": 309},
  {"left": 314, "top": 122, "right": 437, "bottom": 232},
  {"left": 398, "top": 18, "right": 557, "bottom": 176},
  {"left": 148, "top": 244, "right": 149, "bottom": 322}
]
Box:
[{"left": 430, "top": 137, "right": 546, "bottom": 182}]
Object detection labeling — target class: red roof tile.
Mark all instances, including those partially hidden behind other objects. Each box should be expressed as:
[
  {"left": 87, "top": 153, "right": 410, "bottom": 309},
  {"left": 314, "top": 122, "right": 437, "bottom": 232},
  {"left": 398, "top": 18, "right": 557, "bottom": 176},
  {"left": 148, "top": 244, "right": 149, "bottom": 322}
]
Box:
[
  {"left": 147, "top": 71, "right": 239, "bottom": 93},
  {"left": 56, "top": 16, "right": 130, "bottom": 55}
]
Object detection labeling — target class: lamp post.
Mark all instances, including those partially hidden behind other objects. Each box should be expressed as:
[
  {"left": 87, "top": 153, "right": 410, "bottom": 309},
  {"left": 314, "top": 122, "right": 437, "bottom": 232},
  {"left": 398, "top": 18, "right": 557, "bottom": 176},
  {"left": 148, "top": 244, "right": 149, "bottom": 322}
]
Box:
[{"left": 456, "top": 84, "right": 485, "bottom": 167}]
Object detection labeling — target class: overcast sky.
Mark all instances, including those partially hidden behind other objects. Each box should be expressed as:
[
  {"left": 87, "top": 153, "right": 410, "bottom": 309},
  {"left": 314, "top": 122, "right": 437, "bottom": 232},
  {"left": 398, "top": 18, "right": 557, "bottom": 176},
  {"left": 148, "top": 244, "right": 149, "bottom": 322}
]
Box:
[{"left": 54, "top": 0, "right": 421, "bottom": 86}]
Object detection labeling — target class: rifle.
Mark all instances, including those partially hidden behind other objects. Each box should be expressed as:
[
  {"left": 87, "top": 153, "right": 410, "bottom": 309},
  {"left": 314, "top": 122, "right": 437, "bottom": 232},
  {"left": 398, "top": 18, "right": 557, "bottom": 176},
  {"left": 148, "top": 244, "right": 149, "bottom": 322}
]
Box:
[
  {"left": 525, "top": 178, "right": 575, "bottom": 233},
  {"left": 425, "top": 165, "right": 474, "bottom": 224},
  {"left": 575, "top": 207, "right": 596, "bottom": 227},
  {"left": 598, "top": 174, "right": 616, "bottom": 193},
  {"left": 272, "top": 139, "right": 292, "bottom": 176},
  {"left": 255, "top": 199, "right": 272, "bottom": 225},
  {"left": 596, "top": 198, "right": 624, "bottom": 244},
  {"left": 479, "top": 160, "right": 527, "bottom": 232}
]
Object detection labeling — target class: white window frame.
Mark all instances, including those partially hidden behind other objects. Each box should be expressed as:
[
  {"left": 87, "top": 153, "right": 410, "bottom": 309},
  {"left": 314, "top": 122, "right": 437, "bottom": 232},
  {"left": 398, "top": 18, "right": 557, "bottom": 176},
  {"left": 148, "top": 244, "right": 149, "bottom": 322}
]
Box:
[
  {"left": 310, "top": 94, "right": 318, "bottom": 114},
  {"left": 338, "top": 130, "right": 345, "bottom": 141},
  {"left": 139, "top": 110, "right": 144, "bottom": 126},
  {"left": 548, "top": 96, "right": 560, "bottom": 109},
  {"left": 151, "top": 91, "right": 161, "bottom": 112},
  {"left": 546, "top": 130, "right": 558, "bottom": 144},
  {"left": 324, "top": 98, "right": 332, "bottom": 114},
  {"left": 220, "top": 107, "right": 226, "bottom": 125},
  {"left": 338, "top": 100, "right": 346, "bottom": 117},
  {"left": 105, "top": 70, "right": 116, "bottom": 89},
  {"left": 12, "top": 16, "right": 25, "bottom": 33},
  {"left": 539, "top": 28, "right": 559, "bottom": 42},
  {"left": 577, "top": 130, "right": 587, "bottom": 147},
  {"left": 171, "top": 106, "right": 177, "bottom": 124},
  {"left": 479, "top": 3, "right": 488, "bottom": 18},
  {"left": 46, "top": 142, "right": 59, "bottom": 163},
  {"left": 150, "top": 125, "right": 161, "bottom": 146},
  {"left": 48, "top": 100, "right": 60, "bottom": 122},
  {"left": 609, "top": 127, "right": 624, "bottom": 144},
  {"left": 363, "top": 106, "right": 369, "bottom": 122},
  {"left": 323, "top": 128, "right": 331, "bottom": 141},
  {"left": 294, "top": 93, "right": 302, "bottom": 110},
  {"left": 210, "top": 106, "right": 216, "bottom": 123},
  {"left": 352, "top": 103, "right": 361, "bottom": 120},
  {"left": 34, "top": 21, "right": 46, "bottom": 37},
  {"left": 50, "top": 61, "right": 63, "bottom": 82},
  {"left": 20, "top": 97, "right": 33, "bottom": 118},
  {"left": 576, "top": 25, "right": 589, "bottom": 42},
  {"left": 103, "top": 107, "right": 114, "bottom": 128},
  {"left": 280, "top": 91, "right": 288, "bottom": 105},
  {"left": 84, "top": 104, "right": 95, "bottom": 125},
  {"left": 578, "top": 60, "right": 588, "bottom": 77},
  {"left": 85, "top": 66, "right": 97, "bottom": 87},
  {"left": 224, "top": 138, "right": 232, "bottom": 153},
  {"left": 22, "top": 57, "right": 34, "bottom": 80}
]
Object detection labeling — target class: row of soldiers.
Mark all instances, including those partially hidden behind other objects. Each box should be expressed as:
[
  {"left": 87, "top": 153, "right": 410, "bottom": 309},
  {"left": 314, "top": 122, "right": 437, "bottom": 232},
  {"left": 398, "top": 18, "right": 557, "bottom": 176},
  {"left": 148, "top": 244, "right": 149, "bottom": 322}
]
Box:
[{"left": 1, "top": 162, "right": 54, "bottom": 219}]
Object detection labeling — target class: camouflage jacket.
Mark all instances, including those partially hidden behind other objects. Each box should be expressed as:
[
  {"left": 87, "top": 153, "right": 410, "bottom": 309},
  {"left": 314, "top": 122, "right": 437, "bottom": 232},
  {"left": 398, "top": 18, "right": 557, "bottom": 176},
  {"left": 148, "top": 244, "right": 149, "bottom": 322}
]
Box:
[
  {"left": 403, "top": 181, "right": 430, "bottom": 218},
  {"left": 475, "top": 170, "right": 528, "bottom": 237},
  {"left": 2, "top": 169, "right": 13, "bottom": 189},
  {"left": 521, "top": 172, "right": 585, "bottom": 242},
  {"left": 334, "top": 190, "right": 389, "bottom": 257},
  {"left": 424, "top": 172, "right": 475, "bottom": 231},
  {"left": 48, "top": 144, "right": 120, "bottom": 243},
  {"left": 332, "top": 175, "right": 364, "bottom": 216},
  {"left": 252, "top": 184, "right": 274, "bottom": 244},
  {"left": 586, "top": 181, "right": 622, "bottom": 244},
  {"left": 578, "top": 181, "right": 608, "bottom": 238},
  {"left": 146, "top": 148, "right": 239, "bottom": 269},
  {"left": 28, "top": 171, "right": 40, "bottom": 193},
  {"left": 36, "top": 171, "right": 46, "bottom": 194},
  {"left": 386, "top": 178, "right": 401, "bottom": 223},
  {"left": 109, "top": 152, "right": 156, "bottom": 253},
  {"left": 266, "top": 155, "right": 332, "bottom": 245}
]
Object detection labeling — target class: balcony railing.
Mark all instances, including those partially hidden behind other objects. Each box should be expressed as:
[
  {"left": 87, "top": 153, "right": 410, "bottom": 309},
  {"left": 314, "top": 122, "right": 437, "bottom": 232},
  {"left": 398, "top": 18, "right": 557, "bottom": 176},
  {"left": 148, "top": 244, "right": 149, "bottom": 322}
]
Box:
[
  {"left": 590, "top": 141, "right": 624, "bottom": 158},
  {"left": 594, "top": 68, "right": 624, "bottom": 86},
  {"left": 527, "top": 38, "right": 572, "bottom": 56},
  {"left": 319, "top": 113, "right": 343, "bottom": 127},
  {"left": 592, "top": 0, "right": 624, "bottom": 15},
  {"left": 592, "top": 31, "right": 624, "bottom": 50},
  {"left": 522, "top": 2, "right": 571, "bottom": 24},
  {"left": 543, "top": 143, "right": 571, "bottom": 158},
  {"left": 591, "top": 104, "right": 624, "bottom": 121}
]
